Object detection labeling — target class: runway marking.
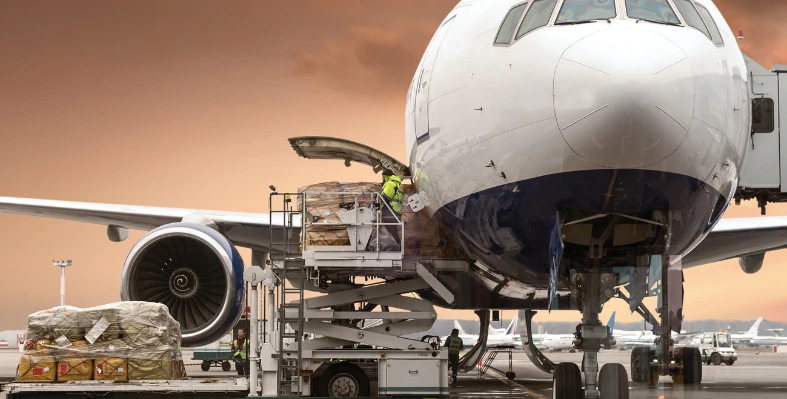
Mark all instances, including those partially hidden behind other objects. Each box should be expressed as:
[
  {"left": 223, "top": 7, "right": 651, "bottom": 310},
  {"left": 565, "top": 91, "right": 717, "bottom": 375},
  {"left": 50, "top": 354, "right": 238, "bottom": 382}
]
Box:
[{"left": 486, "top": 369, "right": 546, "bottom": 398}]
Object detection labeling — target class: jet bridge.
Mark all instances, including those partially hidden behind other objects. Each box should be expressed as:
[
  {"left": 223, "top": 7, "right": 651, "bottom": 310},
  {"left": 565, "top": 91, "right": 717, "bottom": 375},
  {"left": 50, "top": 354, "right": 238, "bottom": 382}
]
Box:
[{"left": 736, "top": 55, "right": 787, "bottom": 214}]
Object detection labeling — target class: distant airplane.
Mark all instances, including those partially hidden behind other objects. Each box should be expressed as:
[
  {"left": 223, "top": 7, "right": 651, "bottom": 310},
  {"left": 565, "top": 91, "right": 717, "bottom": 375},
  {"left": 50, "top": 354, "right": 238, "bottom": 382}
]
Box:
[
  {"left": 447, "top": 317, "right": 519, "bottom": 348},
  {"left": 727, "top": 317, "right": 765, "bottom": 345},
  {"left": 607, "top": 312, "right": 695, "bottom": 349}
]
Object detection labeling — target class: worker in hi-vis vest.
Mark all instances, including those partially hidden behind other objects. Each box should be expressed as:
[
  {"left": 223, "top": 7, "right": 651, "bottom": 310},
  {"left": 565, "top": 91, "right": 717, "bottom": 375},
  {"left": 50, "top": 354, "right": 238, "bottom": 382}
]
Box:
[
  {"left": 231, "top": 328, "right": 250, "bottom": 376},
  {"left": 444, "top": 328, "right": 463, "bottom": 383},
  {"left": 380, "top": 169, "right": 403, "bottom": 249}
]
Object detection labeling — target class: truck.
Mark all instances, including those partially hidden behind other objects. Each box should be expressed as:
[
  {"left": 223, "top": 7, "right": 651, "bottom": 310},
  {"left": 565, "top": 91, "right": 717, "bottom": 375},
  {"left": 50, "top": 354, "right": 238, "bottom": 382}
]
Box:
[{"left": 693, "top": 332, "right": 738, "bottom": 366}]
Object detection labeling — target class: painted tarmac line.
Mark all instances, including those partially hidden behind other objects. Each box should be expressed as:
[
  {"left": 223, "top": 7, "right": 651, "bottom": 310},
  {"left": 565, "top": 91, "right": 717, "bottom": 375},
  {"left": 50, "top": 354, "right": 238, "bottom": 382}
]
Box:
[{"left": 487, "top": 369, "right": 547, "bottom": 398}]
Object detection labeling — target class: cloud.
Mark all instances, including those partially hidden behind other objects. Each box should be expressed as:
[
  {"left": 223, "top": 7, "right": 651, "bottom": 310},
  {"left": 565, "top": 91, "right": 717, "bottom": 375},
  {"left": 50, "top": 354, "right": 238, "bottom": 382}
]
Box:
[{"left": 292, "top": 26, "right": 431, "bottom": 100}]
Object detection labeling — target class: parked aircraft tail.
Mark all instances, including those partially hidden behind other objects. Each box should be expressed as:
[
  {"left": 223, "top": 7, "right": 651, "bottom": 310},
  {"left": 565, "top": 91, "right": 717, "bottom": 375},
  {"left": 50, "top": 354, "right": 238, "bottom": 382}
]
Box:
[
  {"left": 748, "top": 317, "right": 765, "bottom": 336},
  {"left": 454, "top": 320, "right": 467, "bottom": 335},
  {"left": 607, "top": 311, "right": 616, "bottom": 333},
  {"left": 504, "top": 316, "right": 519, "bottom": 335}
]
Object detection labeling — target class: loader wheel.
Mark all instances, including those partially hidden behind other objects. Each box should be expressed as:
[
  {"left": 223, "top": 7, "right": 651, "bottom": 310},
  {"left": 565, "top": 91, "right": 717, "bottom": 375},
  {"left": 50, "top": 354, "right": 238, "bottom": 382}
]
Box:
[
  {"left": 200, "top": 361, "right": 211, "bottom": 372},
  {"left": 318, "top": 363, "right": 370, "bottom": 397}
]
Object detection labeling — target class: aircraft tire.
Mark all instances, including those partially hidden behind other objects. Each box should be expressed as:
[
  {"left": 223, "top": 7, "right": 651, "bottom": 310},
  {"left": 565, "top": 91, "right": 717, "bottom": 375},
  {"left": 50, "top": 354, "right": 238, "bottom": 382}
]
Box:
[
  {"left": 552, "top": 363, "right": 582, "bottom": 399},
  {"left": 682, "top": 347, "right": 702, "bottom": 384},
  {"left": 599, "top": 363, "right": 629, "bottom": 399},
  {"left": 711, "top": 353, "right": 722, "bottom": 366}
]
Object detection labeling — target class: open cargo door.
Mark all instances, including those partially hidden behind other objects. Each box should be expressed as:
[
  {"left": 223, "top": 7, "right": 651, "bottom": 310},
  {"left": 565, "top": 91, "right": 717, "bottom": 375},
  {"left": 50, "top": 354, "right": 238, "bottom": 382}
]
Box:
[{"left": 289, "top": 136, "right": 411, "bottom": 178}]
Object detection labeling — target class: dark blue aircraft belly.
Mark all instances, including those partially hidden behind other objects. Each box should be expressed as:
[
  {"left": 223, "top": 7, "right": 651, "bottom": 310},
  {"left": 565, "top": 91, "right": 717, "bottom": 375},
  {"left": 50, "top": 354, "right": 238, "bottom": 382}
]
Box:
[{"left": 421, "top": 169, "right": 727, "bottom": 309}]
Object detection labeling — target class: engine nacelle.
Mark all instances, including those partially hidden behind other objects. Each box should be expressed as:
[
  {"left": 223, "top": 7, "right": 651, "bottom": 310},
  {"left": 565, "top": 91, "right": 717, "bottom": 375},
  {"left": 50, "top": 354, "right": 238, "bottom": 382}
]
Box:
[
  {"left": 120, "top": 223, "right": 245, "bottom": 347},
  {"left": 739, "top": 253, "right": 765, "bottom": 274}
]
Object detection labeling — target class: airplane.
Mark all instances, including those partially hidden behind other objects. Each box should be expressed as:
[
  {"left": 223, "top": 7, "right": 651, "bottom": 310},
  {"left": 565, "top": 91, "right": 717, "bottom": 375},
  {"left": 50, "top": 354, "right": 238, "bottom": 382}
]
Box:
[
  {"left": 1, "top": 0, "right": 784, "bottom": 396},
  {"left": 539, "top": 333, "right": 578, "bottom": 352},
  {"left": 540, "top": 313, "right": 616, "bottom": 352},
  {"left": 727, "top": 317, "right": 764, "bottom": 345},
  {"left": 605, "top": 311, "right": 695, "bottom": 349},
  {"left": 445, "top": 317, "right": 519, "bottom": 348},
  {"left": 487, "top": 316, "right": 520, "bottom": 348}
]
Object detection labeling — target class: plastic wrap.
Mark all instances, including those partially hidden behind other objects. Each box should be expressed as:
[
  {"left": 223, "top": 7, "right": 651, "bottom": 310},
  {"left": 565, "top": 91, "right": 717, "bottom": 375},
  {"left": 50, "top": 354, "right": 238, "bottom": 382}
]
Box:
[
  {"left": 297, "top": 181, "right": 457, "bottom": 257},
  {"left": 19, "top": 302, "right": 184, "bottom": 382}
]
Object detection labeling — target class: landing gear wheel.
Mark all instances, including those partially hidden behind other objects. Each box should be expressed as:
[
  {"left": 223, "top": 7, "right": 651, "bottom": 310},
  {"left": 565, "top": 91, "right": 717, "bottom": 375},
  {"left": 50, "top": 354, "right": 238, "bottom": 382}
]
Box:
[
  {"left": 200, "top": 361, "right": 210, "bottom": 372},
  {"left": 725, "top": 359, "right": 734, "bottom": 366},
  {"left": 221, "top": 361, "right": 232, "bottom": 372},
  {"left": 599, "top": 363, "right": 629, "bottom": 399},
  {"left": 711, "top": 353, "right": 722, "bottom": 366},
  {"left": 683, "top": 347, "right": 702, "bottom": 384},
  {"left": 631, "top": 347, "right": 650, "bottom": 383},
  {"left": 506, "top": 371, "right": 516, "bottom": 380},
  {"left": 552, "top": 363, "right": 582, "bottom": 399},
  {"left": 318, "top": 363, "right": 370, "bottom": 397}
]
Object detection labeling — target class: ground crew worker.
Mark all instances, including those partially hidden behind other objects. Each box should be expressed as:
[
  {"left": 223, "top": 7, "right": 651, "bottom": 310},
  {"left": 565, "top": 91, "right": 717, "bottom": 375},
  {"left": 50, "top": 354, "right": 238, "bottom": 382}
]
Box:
[
  {"left": 231, "top": 328, "right": 250, "bottom": 376},
  {"left": 445, "top": 328, "right": 463, "bottom": 384},
  {"left": 380, "top": 169, "right": 403, "bottom": 248}
]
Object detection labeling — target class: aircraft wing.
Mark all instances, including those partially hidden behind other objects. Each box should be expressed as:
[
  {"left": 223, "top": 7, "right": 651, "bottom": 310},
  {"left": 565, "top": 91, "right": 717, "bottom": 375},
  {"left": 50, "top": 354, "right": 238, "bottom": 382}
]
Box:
[
  {"left": 0, "top": 196, "right": 296, "bottom": 251},
  {"left": 682, "top": 217, "right": 787, "bottom": 268}
]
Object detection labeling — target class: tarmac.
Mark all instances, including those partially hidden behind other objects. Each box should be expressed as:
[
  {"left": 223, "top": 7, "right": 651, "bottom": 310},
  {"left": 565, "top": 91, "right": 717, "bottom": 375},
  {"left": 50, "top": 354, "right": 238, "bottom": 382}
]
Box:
[{"left": 0, "top": 348, "right": 786, "bottom": 398}]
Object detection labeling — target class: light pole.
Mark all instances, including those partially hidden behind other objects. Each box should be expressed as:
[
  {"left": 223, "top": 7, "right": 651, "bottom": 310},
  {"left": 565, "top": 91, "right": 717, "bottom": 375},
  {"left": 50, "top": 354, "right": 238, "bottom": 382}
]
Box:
[{"left": 53, "top": 260, "right": 72, "bottom": 306}]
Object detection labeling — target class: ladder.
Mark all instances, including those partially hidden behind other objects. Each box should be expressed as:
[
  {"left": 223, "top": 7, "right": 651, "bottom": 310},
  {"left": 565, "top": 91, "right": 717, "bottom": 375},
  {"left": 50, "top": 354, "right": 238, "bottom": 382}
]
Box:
[
  {"left": 268, "top": 193, "right": 305, "bottom": 396},
  {"left": 478, "top": 346, "right": 515, "bottom": 378}
]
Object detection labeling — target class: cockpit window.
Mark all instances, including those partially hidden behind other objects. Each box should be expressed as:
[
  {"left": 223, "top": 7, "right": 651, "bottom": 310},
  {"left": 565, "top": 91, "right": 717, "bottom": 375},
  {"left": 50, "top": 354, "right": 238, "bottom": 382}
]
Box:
[
  {"left": 516, "top": 0, "right": 558, "bottom": 39},
  {"left": 556, "top": 0, "right": 616, "bottom": 25},
  {"left": 496, "top": 3, "right": 528, "bottom": 44},
  {"left": 695, "top": 3, "right": 724, "bottom": 45},
  {"left": 625, "top": 0, "right": 680, "bottom": 24},
  {"left": 673, "top": 0, "right": 711, "bottom": 39}
]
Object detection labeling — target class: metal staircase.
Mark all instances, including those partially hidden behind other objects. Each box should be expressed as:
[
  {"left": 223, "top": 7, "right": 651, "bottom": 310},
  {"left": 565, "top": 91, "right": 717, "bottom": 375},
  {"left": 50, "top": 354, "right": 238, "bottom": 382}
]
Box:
[{"left": 268, "top": 193, "right": 305, "bottom": 396}]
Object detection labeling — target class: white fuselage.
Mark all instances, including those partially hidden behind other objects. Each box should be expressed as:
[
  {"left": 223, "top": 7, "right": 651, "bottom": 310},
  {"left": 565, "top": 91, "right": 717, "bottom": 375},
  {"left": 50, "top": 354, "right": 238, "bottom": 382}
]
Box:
[{"left": 402, "top": 0, "right": 749, "bottom": 309}]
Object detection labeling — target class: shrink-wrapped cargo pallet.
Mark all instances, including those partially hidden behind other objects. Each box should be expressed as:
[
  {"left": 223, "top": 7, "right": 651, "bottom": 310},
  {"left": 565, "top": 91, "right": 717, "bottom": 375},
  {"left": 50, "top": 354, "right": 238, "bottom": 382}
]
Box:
[
  {"left": 297, "top": 181, "right": 456, "bottom": 257},
  {"left": 18, "top": 301, "right": 184, "bottom": 382}
]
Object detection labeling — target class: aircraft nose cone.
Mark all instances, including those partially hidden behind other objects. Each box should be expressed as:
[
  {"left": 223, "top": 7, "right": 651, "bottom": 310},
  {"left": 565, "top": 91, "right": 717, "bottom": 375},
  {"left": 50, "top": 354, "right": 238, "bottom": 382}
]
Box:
[{"left": 554, "top": 28, "right": 694, "bottom": 168}]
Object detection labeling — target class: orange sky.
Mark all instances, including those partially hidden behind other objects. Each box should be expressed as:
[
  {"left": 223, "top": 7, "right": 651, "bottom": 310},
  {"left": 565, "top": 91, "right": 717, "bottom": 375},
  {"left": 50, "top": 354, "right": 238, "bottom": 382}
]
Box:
[{"left": 1, "top": 0, "right": 786, "bottom": 330}]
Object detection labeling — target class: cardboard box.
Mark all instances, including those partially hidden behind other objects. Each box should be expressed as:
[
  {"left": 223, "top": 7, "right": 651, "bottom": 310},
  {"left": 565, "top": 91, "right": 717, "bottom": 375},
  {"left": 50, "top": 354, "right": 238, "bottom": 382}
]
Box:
[{"left": 17, "top": 355, "right": 56, "bottom": 382}]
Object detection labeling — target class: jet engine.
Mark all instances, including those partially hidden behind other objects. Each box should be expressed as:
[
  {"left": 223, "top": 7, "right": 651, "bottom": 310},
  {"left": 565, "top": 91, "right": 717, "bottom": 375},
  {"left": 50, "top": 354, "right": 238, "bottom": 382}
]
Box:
[
  {"left": 739, "top": 253, "right": 765, "bottom": 274},
  {"left": 120, "top": 223, "right": 245, "bottom": 347}
]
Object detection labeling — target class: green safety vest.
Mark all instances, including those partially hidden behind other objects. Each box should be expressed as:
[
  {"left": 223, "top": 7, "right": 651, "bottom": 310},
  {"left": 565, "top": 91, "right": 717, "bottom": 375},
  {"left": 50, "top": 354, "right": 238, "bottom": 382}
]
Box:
[
  {"left": 447, "top": 336, "right": 463, "bottom": 354},
  {"left": 234, "top": 339, "right": 248, "bottom": 360},
  {"left": 381, "top": 175, "right": 403, "bottom": 214}
]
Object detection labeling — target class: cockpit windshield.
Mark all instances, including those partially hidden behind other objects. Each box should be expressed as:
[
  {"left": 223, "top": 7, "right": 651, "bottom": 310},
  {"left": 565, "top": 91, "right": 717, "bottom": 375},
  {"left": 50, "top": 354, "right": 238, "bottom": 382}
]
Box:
[
  {"left": 556, "top": 0, "right": 616, "bottom": 25},
  {"left": 717, "top": 333, "right": 732, "bottom": 348},
  {"left": 625, "top": 0, "right": 680, "bottom": 24}
]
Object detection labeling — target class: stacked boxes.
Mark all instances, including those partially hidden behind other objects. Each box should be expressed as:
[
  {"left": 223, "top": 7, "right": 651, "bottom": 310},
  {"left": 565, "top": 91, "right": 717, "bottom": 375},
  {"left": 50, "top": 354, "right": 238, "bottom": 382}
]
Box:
[
  {"left": 17, "top": 302, "right": 184, "bottom": 382},
  {"left": 297, "top": 181, "right": 457, "bottom": 257}
]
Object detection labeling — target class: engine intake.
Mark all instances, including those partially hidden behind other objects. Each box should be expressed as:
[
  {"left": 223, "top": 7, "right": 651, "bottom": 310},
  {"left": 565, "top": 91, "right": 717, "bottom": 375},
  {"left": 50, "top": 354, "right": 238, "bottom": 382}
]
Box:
[{"left": 120, "top": 223, "right": 245, "bottom": 347}]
